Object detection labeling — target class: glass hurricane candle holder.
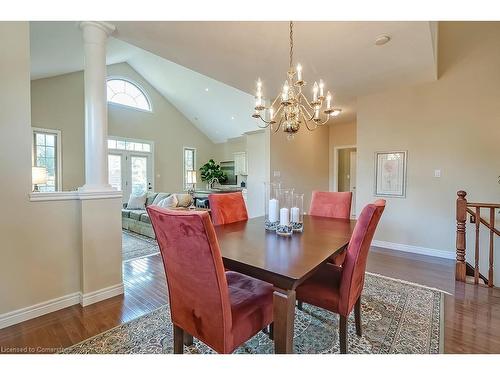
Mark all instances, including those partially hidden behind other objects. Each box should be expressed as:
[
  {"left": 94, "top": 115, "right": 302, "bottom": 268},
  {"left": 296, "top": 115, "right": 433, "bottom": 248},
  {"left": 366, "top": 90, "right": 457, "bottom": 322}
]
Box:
[
  {"left": 276, "top": 188, "right": 293, "bottom": 236},
  {"left": 291, "top": 193, "right": 304, "bottom": 232},
  {"left": 264, "top": 182, "right": 281, "bottom": 231}
]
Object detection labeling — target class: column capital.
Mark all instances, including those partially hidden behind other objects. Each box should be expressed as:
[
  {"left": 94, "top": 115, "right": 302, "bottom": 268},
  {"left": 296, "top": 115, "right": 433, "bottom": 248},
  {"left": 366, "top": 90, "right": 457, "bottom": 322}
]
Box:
[{"left": 79, "top": 21, "right": 116, "bottom": 38}]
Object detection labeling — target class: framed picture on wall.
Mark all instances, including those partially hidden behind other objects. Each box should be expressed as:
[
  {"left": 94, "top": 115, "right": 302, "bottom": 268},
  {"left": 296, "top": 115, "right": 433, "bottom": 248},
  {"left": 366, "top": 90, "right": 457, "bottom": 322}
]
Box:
[{"left": 374, "top": 151, "right": 407, "bottom": 198}]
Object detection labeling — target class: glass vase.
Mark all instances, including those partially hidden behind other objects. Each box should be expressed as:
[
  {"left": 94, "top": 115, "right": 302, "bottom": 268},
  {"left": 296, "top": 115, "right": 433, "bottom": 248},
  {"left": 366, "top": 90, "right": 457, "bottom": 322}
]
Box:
[
  {"left": 291, "top": 193, "right": 304, "bottom": 232},
  {"left": 264, "top": 182, "right": 281, "bottom": 231},
  {"left": 276, "top": 188, "right": 293, "bottom": 236}
]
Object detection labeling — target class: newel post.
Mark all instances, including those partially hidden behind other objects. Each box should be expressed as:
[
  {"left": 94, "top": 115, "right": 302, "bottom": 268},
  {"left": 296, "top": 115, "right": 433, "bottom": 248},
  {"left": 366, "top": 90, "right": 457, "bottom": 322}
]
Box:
[{"left": 456, "top": 190, "right": 467, "bottom": 282}]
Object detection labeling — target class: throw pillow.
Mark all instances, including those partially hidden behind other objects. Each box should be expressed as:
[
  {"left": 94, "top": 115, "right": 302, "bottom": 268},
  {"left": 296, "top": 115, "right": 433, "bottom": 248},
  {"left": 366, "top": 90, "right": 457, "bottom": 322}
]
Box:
[
  {"left": 156, "top": 194, "right": 178, "bottom": 209},
  {"left": 152, "top": 192, "right": 171, "bottom": 206},
  {"left": 126, "top": 193, "right": 147, "bottom": 210},
  {"left": 175, "top": 193, "right": 193, "bottom": 208}
]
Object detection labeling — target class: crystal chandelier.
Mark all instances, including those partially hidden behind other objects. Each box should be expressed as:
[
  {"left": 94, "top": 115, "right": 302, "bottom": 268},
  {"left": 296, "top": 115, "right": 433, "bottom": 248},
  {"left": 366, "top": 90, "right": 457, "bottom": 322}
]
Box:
[{"left": 252, "top": 21, "right": 341, "bottom": 139}]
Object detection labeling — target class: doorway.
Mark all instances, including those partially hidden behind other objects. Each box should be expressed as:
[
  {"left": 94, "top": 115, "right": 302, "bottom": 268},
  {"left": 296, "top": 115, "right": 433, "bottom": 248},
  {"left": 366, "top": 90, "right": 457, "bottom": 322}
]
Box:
[
  {"left": 334, "top": 146, "right": 357, "bottom": 217},
  {"left": 107, "top": 137, "right": 154, "bottom": 202}
]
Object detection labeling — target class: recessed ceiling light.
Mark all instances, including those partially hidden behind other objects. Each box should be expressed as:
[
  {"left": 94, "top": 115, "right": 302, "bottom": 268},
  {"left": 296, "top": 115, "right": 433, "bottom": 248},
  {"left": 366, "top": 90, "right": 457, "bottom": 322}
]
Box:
[
  {"left": 231, "top": 116, "right": 235, "bottom": 120},
  {"left": 374, "top": 35, "right": 391, "bottom": 46},
  {"left": 205, "top": 88, "right": 209, "bottom": 92}
]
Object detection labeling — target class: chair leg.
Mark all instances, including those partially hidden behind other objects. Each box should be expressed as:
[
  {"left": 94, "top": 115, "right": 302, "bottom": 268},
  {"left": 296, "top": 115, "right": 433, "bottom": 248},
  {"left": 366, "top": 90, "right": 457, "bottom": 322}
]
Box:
[
  {"left": 173, "top": 325, "right": 184, "bottom": 354},
  {"left": 354, "top": 297, "right": 362, "bottom": 337},
  {"left": 297, "top": 301, "right": 303, "bottom": 310},
  {"left": 269, "top": 322, "right": 274, "bottom": 340},
  {"left": 339, "top": 315, "right": 347, "bottom": 354},
  {"left": 183, "top": 332, "right": 194, "bottom": 346}
]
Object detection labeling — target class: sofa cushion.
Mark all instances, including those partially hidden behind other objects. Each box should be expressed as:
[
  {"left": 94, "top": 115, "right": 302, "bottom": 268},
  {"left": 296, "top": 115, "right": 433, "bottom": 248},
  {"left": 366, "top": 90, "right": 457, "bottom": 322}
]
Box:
[
  {"left": 146, "top": 192, "right": 158, "bottom": 206},
  {"left": 127, "top": 193, "right": 147, "bottom": 209},
  {"left": 152, "top": 192, "right": 171, "bottom": 206},
  {"left": 129, "top": 210, "right": 146, "bottom": 221},
  {"left": 140, "top": 213, "right": 151, "bottom": 224},
  {"left": 157, "top": 194, "right": 178, "bottom": 209},
  {"left": 122, "top": 209, "right": 133, "bottom": 218}
]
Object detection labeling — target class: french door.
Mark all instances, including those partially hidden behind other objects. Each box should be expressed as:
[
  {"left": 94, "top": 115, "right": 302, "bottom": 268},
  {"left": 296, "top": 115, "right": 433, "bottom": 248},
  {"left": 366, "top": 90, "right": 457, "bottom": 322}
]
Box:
[{"left": 108, "top": 151, "right": 153, "bottom": 202}]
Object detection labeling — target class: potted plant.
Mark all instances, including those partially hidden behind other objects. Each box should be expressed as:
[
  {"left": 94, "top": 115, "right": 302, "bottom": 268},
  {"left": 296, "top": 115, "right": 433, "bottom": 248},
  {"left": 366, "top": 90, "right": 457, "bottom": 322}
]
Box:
[{"left": 199, "top": 159, "right": 228, "bottom": 189}]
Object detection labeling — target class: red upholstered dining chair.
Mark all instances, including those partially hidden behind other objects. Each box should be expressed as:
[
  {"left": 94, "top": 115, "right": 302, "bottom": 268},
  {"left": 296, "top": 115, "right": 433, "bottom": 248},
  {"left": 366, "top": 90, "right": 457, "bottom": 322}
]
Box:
[
  {"left": 309, "top": 191, "right": 353, "bottom": 266},
  {"left": 296, "top": 199, "right": 386, "bottom": 354},
  {"left": 146, "top": 206, "right": 273, "bottom": 354},
  {"left": 208, "top": 192, "right": 248, "bottom": 226}
]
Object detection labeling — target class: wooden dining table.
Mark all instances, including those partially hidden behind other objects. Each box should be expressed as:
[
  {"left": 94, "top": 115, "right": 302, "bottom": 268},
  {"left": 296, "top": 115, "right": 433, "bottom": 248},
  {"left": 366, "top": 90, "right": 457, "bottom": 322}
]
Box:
[{"left": 215, "top": 215, "right": 356, "bottom": 354}]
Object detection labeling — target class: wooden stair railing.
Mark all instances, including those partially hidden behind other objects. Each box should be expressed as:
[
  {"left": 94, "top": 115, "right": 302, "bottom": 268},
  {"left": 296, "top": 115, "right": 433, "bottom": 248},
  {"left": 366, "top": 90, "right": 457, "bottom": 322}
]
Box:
[{"left": 456, "top": 191, "right": 500, "bottom": 287}]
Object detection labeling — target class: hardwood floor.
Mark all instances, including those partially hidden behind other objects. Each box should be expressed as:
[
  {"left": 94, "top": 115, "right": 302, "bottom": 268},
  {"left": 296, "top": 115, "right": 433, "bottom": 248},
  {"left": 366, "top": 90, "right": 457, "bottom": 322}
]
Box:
[{"left": 1, "top": 247, "right": 499, "bottom": 353}]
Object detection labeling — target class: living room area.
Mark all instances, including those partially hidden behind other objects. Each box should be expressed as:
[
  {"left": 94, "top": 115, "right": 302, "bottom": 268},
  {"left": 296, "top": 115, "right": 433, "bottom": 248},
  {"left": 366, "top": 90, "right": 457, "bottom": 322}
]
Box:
[{"left": 1, "top": 5, "right": 500, "bottom": 367}]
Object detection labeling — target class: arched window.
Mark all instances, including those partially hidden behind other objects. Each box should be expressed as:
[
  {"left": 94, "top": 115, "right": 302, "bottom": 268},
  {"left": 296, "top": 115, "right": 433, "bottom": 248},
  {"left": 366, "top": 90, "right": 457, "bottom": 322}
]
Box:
[{"left": 106, "top": 78, "right": 152, "bottom": 111}]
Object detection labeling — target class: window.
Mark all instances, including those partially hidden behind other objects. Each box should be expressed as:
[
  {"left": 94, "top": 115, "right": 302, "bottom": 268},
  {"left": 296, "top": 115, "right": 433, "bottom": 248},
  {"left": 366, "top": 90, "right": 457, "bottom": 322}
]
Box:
[
  {"left": 32, "top": 128, "right": 61, "bottom": 192},
  {"left": 108, "top": 138, "right": 151, "bottom": 152},
  {"left": 183, "top": 147, "right": 196, "bottom": 190},
  {"left": 106, "top": 78, "right": 151, "bottom": 112}
]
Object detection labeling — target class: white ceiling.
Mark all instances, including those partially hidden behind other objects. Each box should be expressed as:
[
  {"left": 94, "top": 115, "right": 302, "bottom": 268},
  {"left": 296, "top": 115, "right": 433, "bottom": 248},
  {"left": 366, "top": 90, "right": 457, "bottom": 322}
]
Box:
[
  {"left": 30, "top": 22, "right": 139, "bottom": 80},
  {"left": 30, "top": 21, "right": 257, "bottom": 143},
  {"left": 30, "top": 21, "right": 438, "bottom": 142}
]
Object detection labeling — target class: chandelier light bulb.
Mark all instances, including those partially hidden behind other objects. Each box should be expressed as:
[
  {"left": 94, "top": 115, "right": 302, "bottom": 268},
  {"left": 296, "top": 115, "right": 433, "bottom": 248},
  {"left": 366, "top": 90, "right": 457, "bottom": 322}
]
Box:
[
  {"left": 282, "top": 81, "right": 290, "bottom": 101},
  {"left": 297, "top": 64, "right": 302, "bottom": 81},
  {"left": 269, "top": 107, "right": 274, "bottom": 120},
  {"left": 314, "top": 106, "right": 320, "bottom": 119},
  {"left": 326, "top": 91, "right": 332, "bottom": 109},
  {"left": 319, "top": 80, "right": 324, "bottom": 97},
  {"left": 312, "top": 81, "right": 318, "bottom": 101}
]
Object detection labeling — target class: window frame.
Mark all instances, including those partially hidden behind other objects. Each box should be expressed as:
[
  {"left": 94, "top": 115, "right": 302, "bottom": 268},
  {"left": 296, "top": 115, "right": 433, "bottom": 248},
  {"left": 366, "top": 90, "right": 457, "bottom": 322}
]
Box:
[
  {"left": 183, "top": 147, "right": 197, "bottom": 191},
  {"left": 106, "top": 76, "right": 153, "bottom": 113},
  {"left": 32, "top": 127, "right": 62, "bottom": 192}
]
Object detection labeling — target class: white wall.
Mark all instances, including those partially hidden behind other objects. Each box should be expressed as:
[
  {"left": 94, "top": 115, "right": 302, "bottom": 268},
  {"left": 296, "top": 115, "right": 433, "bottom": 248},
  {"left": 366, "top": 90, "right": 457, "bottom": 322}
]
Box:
[
  {"left": 245, "top": 130, "right": 269, "bottom": 218},
  {"left": 356, "top": 22, "right": 500, "bottom": 281}
]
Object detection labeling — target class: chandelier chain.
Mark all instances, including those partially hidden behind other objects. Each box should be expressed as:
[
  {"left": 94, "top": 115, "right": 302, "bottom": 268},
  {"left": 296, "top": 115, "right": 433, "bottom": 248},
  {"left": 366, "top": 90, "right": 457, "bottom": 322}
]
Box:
[{"left": 289, "top": 21, "right": 293, "bottom": 69}]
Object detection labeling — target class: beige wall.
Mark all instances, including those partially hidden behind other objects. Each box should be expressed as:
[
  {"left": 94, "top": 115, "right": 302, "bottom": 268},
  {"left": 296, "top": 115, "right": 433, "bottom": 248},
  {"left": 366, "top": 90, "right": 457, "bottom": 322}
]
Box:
[
  {"left": 357, "top": 22, "right": 500, "bottom": 270},
  {"left": 215, "top": 136, "right": 246, "bottom": 163},
  {"left": 0, "top": 22, "right": 82, "bottom": 315},
  {"left": 329, "top": 121, "right": 357, "bottom": 191},
  {"left": 270, "top": 124, "right": 330, "bottom": 211},
  {"left": 31, "top": 62, "right": 217, "bottom": 193}
]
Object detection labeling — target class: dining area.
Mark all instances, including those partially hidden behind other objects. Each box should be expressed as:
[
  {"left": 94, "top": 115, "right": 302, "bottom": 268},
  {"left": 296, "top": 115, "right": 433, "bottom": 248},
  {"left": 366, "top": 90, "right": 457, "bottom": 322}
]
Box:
[{"left": 146, "top": 189, "right": 386, "bottom": 354}]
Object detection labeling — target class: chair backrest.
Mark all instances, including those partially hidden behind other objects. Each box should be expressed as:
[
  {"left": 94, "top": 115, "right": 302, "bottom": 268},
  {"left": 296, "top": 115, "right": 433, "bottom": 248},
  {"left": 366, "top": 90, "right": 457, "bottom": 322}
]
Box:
[
  {"left": 337, "top": 199, "right": 386, "bottom": 316},
  {"left": 309, "top": 191, "right": 352, "bottom": 219},
  {"left": 208, "top": 192, "right": 249, "bottom": 225},
  {"left": 146, "top": 206, "right": 233, "bottom": 353}
]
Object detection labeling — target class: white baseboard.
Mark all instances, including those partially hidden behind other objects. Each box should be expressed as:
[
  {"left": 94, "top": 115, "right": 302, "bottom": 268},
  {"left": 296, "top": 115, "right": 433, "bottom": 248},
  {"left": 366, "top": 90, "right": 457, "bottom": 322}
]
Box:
[
  {"left": 0, "top": 283, "right": 125, "bottom": 329},
  {"left": 0, "top": 292, "right": 80, "bottom": 329},
  {"left": 372, "top": 240, "right": 455, "bottom": 260},
  {"left": 80, "top": 283, "right": 124, "bottom": 307}
]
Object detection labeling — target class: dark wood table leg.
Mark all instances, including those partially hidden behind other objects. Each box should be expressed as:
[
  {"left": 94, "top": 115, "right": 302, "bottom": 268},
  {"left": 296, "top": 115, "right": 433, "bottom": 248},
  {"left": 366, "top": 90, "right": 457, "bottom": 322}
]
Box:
[
  {"left": 183, "top": 332, "right": 193, "bottom": 346},
  {"left": 273, "top": 287, "right": 296, "bottom": 354}
]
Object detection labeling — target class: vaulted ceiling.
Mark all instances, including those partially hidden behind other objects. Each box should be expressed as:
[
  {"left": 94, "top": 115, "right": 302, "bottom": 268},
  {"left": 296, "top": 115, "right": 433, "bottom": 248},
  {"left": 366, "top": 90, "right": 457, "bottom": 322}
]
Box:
[{"left": 30, "top": 21, "right": 438, "bottom": 143}]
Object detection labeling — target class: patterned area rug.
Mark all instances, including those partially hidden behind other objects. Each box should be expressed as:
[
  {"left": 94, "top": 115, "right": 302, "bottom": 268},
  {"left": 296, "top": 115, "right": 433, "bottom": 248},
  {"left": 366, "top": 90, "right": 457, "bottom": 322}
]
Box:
[
  {"left": 63, "top": 273, "right": 443, "bottom": 354},
  {"left": 122, "top": 230, "right": 159, "bottom": 262}
]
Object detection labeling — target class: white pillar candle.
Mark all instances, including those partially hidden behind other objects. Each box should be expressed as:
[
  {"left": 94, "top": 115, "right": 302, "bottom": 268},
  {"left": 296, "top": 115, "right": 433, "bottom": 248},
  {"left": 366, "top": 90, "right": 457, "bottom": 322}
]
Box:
[
  {"left": 280, "top": 207, "right": 289, "bottom": 226},
  {"left": 268, "top": 198, "right": 279, "bottom": 222},
  {"left": 291, "top": 207, "right": 300, "bottom": 223}
]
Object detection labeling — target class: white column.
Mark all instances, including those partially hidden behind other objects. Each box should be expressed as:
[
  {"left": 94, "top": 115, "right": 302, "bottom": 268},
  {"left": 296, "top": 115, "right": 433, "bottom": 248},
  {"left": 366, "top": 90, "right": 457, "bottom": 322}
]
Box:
[{"left": 79, "top": 21, "right": 115, "bottom": 192}]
